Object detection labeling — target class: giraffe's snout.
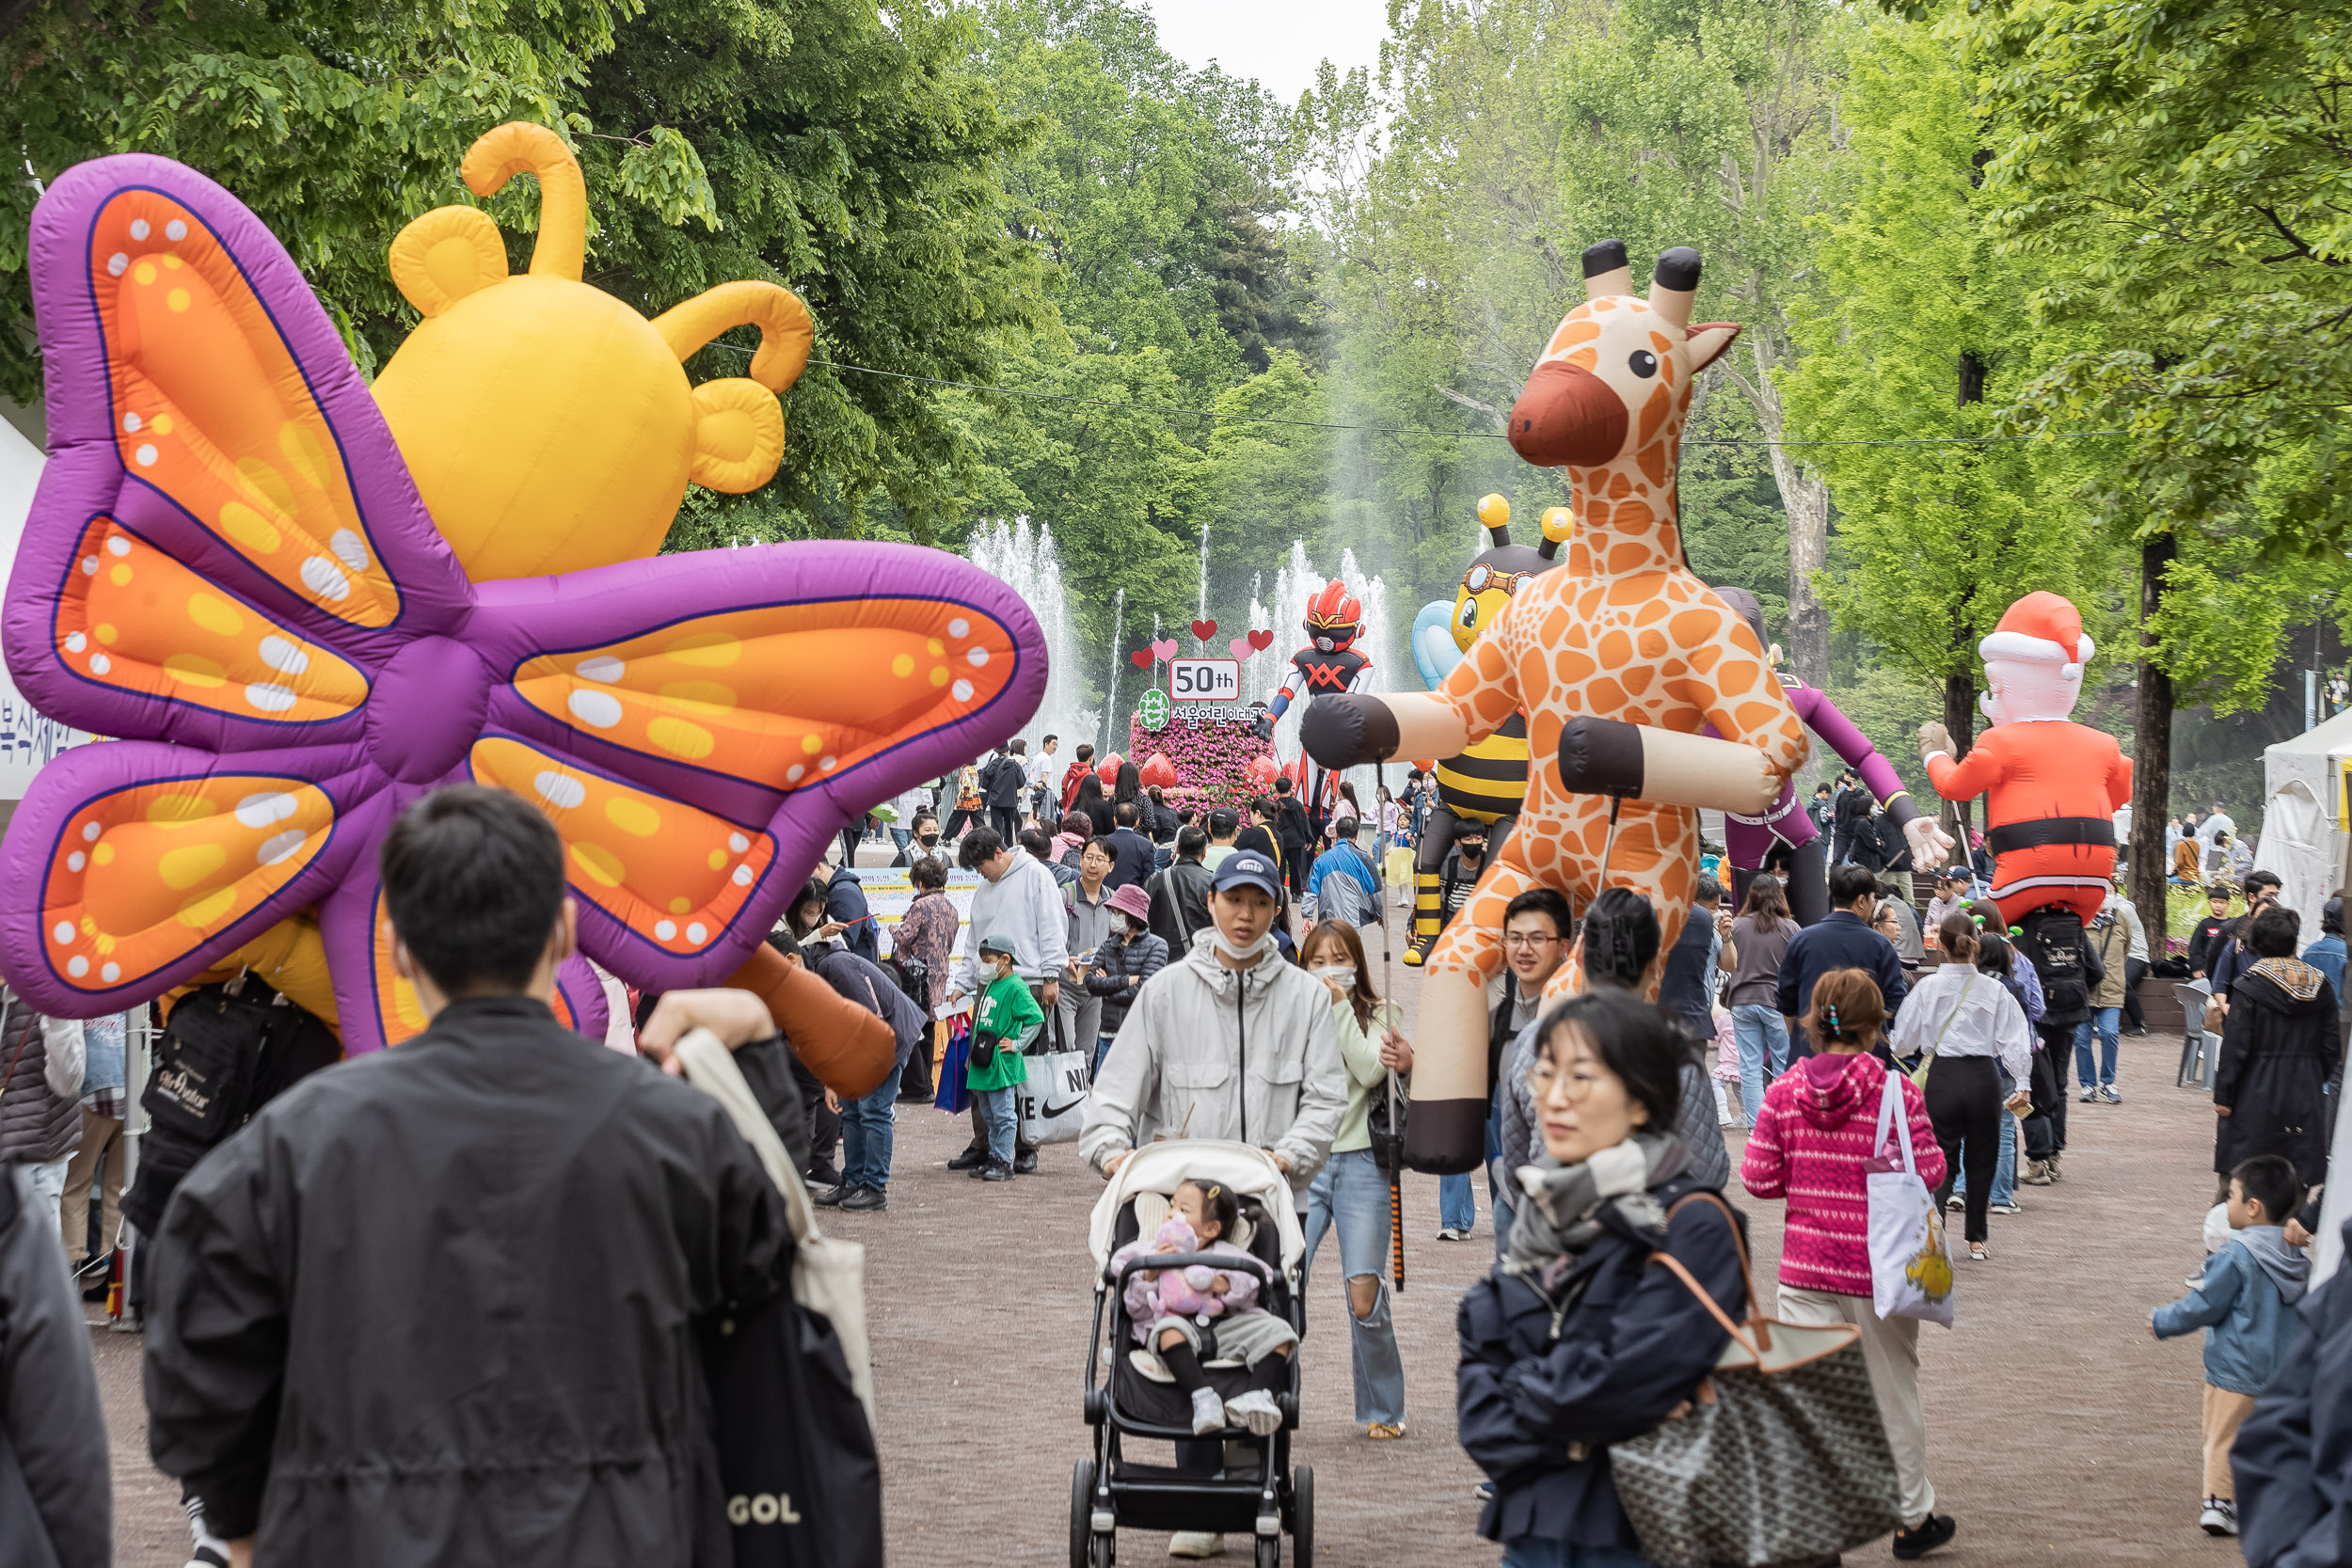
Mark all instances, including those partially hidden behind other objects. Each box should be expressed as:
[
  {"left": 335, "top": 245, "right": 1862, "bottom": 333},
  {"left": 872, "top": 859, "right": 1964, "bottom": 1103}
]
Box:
[{"left": 1508, "top": 359, "right": 1628, "bottom": 467}]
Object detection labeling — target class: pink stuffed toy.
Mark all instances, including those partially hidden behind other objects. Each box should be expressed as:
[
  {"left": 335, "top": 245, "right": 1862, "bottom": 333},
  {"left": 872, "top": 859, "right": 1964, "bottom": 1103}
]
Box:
[{"left": 1152, "top": 1214, "right": 1223, "bottom": 1320}]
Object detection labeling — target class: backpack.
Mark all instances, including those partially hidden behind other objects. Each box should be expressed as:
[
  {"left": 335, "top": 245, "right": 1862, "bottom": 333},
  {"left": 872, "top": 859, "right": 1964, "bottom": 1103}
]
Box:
[{"left": 2017, "top": 910, "right": 2090, "bottom": 1025}]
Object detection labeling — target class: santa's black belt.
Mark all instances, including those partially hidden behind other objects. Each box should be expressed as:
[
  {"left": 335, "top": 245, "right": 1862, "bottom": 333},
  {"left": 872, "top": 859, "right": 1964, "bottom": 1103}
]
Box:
[{"left": 1986, "top": 817, "right": 2115, "bottom": 855}]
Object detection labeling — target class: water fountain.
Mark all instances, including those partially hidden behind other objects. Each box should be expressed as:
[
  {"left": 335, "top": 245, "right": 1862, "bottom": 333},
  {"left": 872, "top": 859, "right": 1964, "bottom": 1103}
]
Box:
[
  {"left": 968, "top": 515, "right": 1095, "bottom": 754},
  {"left": 1101, "top": 587, "right": 1125, "bottom": 753}
]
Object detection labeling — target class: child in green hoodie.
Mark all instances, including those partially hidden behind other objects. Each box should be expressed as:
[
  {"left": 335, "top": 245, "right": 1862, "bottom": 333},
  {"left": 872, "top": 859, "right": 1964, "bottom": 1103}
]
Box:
[{"left": 968, "top": 933, "right": 1043, "bottom": 1181}]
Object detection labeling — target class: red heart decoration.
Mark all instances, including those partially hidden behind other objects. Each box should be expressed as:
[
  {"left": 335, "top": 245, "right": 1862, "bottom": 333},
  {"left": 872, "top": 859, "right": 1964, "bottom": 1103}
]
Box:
[
  {"left": 1247, "top": 628, "right": 1275, "bottom": 651},
  {"left": 1191, "top": 619, "right": 1217, "bottom": 641},
  {"left": 1129, "top": 648, "right": 1152, "bottom": 668}
]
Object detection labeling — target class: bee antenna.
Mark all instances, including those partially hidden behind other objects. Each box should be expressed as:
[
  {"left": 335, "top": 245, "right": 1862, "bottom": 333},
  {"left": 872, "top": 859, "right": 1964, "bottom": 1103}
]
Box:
[{"left": 460, "top": 123, "right": 587, "bottom": 282}]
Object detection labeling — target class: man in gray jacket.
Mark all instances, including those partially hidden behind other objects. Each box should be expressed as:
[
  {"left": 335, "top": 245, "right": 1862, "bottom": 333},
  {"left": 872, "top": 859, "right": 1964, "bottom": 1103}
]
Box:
[
  {"left": 1083, "top": 850, "right": 1346, "bottom": 1195},
  {"left": 948, "top": 827, "right": 1069, "bottom": 1173}
]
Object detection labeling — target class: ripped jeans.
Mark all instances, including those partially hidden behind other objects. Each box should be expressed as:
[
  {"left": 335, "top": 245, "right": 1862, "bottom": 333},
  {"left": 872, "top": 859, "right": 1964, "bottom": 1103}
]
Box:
[{"left": 1300, "top": 1148, "right": 1406, "bottom": 1427}]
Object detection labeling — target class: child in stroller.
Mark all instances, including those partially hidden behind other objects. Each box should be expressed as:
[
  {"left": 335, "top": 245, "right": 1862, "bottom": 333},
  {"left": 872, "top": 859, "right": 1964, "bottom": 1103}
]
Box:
[
  {"left": 1075, "top": 1141, "right": 1312, "bottom": 1568},
  {"left": 1110, "top": 1178, "right": 1299, "bottom": 1436}
]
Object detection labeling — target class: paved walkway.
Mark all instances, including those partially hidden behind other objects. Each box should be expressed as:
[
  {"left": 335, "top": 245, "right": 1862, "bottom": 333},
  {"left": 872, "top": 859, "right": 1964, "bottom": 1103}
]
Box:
[{"left": 91, "top": 974, "right": 2257, "bottom": 1567}]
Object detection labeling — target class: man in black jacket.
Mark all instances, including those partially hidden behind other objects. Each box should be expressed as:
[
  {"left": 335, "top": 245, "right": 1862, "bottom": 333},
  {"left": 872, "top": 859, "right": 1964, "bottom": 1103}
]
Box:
[
  {"left": 778, "top": 927, "right": 926, "bottom": 1213},
  {"left": 144, "top": 785, "right": 802, "bottom": 1567},
  {"left": 1101, "top": 800, "right": 1159, "bottom": 891},
  {"left": 982, "top": 740, "right": 1027, "bottom": 844},
  {"left": 1776, "top": 863, "right": 1909, "bottom": 1057},
  {"left": 1272, "top": 776, "right": 1314, "bottom": 895},
  {"left": 1148, "top": 826, "right": 1215, "bottom": 952}
]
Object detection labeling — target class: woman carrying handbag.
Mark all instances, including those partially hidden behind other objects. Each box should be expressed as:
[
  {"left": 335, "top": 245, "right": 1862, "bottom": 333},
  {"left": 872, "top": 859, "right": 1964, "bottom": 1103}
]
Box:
[
  {"left": 1742, "top": 969, "right": 1956, "bottom": 1560},
  {"left": 1455, "top": 989, "right": 1747, "bottom": 1567},
  {"left": 1889, "top": 916, "right": 2035, "bottom": 1261}
]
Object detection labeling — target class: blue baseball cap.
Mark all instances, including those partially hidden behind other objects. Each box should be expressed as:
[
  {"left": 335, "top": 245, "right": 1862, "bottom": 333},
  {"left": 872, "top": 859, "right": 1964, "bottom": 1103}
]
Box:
[{"left": 1212, "top": 850, "right": 1284, "bottom": 900}]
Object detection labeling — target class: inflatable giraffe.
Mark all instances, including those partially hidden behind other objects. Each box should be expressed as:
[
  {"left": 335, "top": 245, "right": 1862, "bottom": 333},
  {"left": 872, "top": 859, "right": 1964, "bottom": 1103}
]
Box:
[{"left": 1301, "top": 240, "right": 1809, "bottom": 1171}]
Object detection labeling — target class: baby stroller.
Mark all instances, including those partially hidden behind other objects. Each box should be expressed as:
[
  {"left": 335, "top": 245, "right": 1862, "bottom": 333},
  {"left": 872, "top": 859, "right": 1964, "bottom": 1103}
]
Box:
[{"left": 1073, "top": 1141, "right": 1311, "bottom": 1567}]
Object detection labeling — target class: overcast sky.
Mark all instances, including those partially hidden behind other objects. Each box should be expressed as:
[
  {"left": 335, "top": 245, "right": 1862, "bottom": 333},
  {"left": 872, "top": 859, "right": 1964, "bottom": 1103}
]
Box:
[{"left": 1140, "top": 0, "right": 1393, "bottom": 105}]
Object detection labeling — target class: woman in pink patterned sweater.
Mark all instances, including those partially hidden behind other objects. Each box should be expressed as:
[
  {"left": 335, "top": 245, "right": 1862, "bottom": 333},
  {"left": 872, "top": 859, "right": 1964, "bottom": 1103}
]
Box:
[{"left": 1742, "top": 968, "right": 1955, "bottom": 1562}]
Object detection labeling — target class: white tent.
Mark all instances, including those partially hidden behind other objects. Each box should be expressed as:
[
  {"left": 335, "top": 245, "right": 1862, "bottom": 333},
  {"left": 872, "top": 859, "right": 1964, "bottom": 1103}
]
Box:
[{"left": 2253, "top": 706, "right": 2352, "bottom": 930}]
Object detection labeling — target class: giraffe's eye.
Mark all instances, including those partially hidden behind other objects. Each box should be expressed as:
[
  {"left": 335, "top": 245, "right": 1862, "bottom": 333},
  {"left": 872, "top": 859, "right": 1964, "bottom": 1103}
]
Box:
[{"left": 1629, "top": 350, "right": 1659, "bottom": 378}]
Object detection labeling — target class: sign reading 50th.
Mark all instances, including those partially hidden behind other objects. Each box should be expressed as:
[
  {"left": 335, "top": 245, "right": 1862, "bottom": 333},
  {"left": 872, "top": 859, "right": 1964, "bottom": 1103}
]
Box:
[{"left": 1169, "top": 657, "right": 1240, "bottom": 704}]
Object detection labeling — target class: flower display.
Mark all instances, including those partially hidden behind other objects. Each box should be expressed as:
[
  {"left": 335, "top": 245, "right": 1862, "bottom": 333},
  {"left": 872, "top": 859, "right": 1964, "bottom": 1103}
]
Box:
[{"left": 1130, "top": 714, "right": 1277, "bottom": 807}]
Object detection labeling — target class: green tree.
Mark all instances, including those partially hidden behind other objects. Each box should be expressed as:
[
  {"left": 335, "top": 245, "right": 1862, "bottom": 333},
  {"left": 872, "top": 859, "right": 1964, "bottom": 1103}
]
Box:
[
  {"left": 1965, "top": 0, "right": 2352, "bottom": 929},
  {"left": 1780, "top": 16, "right": 2103, "bottom": 833}
]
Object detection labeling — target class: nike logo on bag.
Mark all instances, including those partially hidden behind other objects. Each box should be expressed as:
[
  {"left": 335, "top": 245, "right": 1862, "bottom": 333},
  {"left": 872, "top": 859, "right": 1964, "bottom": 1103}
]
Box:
[{"left": 1041, "top": 1095, "right": 1088, "bottom": 1119}]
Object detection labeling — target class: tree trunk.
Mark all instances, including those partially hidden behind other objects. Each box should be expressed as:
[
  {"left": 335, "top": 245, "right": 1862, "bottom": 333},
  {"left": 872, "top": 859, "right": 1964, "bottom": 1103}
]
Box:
[
  {"left": 1729, "top": 333, "right": 1832, "bottom": 689},
  {"left": 2130, "top": 533, "right": 2177, "bottom": 945},
  {"left": 1941, "top": 671, "right": 1976, "bottom": 842}
]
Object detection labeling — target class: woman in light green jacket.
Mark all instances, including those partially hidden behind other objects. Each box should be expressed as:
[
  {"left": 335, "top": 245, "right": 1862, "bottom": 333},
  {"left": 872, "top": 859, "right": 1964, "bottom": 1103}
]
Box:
[{"left": 1296, "top": 919, "right": 1412, "bottom": 1438}]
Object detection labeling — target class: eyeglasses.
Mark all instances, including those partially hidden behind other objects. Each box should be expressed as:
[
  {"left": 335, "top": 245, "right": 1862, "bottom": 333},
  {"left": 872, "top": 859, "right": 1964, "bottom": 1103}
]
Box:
[{"left": 1502, "top": 931, "right": 1563, "bottom": 948}]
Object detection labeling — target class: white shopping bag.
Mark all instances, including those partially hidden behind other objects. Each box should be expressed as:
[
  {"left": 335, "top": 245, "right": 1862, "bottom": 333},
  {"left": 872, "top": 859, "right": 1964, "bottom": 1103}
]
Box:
[
  {"left": 1866, "top": 1068, "right": 1953, "bottom": 1327},
  {"left": 1017, "top": 1049, "right": 1091, "bottom": 1145}
]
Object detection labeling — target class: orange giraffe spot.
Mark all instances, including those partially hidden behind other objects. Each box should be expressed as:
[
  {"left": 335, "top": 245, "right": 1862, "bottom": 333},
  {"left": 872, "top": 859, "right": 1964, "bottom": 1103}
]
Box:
[
  {"left": 1719, "top": 658, "right": 1760, "bottom": 692},
  {"left": 1541, "top": 608, "right": 1571, "bottom": 641},
  {"left": 1604, "top": 577, "right": 1650, "bottom": 607},
  {"left": 1608, "top": 542, "right": 1654, "bottom": 575},
  {"left": 1736, "top": 700, "right": 1787, "bottom": 733},
  {"left": 1555, "top": 650, "right": 1597, "bottom": 684},
  {"left": 1565, "top": 345, "right": 1597, "bottom": 372},
  {"left": 1637, "top": 629, "right": 1668, "bottom": 660},
  {"left": 1607, "top": 471, "right": 1632, "bottom": 499},
  {"left": 1633, "top": 599, "right": 1670, "bottom": 626},
  {"left": 1688, "top": 644, "right": 1722, "bottom": 673},
  {"left": 1624, "top": 664, "right": 1655, "bottom": 696},
  {"left": 1638, "top": 383, "right": 1674, "bottom": 447},
  {"left": 1596, "top": 629, "right": 1632, "bottom": 668},
  {"left": 1637, "top": 442, "right": 1670, "bottom": 486},
  {"left": 1669, "top": 609, "right": 1717, "bottom": 648},
  {"left": 1588, "top": 676, "right": 1628, "bottom": 710},
  {"left": 1548, "top": 318, "right": 1602, "bottom": 355},
  {"left": 1583, "top": 499, "right": 1613, "bottom": 531}
]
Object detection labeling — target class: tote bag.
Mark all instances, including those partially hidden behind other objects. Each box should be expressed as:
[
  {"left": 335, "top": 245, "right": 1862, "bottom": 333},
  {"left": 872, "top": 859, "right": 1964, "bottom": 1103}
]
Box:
[
  {"left": 1611, "top": 1193, "right": 1903, "bottom": 1568},
  {"left": 678, "top": 1030, "right": 883, "bottom": 1568},
  {"left": 932, "top": 1011, "right": 973, "bottom": 1115},
  {"left": 1017, "top": 1047, "right": 1090, "bottom": 1146},
  {"left": 1867, "top": 1068, "right": 1953, "bottom": 1327}
]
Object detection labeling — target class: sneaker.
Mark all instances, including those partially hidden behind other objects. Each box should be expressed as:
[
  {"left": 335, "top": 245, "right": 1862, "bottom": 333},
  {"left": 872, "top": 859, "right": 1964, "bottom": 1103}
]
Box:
[
  {"left": 1224, "top": 1389, "right": 1283, "bottom": 1436},
  {"left": 1367, "top": 1420, "right": 1406, "bottom": 1439},
  {"left": 185, "top": 1550, "right": 230, "bottom": 1568},
  {"left": 1474, "top": 1481, "right": 1495, "bottom": 1503},
  {"left": 2101, "top": 1085, "right": 2122, "bottom": 1104},
  {"left": 1891, "top": 1513, "right": 1957, "bottom": 1559},
  {"left": 1168, "top": 1531, "right": 1226, "bottom": 1559},
  {"left": 1989, "top": 1199, "right": 2024, "bottom": 1216},
  {"left": 1945, "top": 1195, "right": 1965, "bottom": 1212},
  {"left": 981, "top": 1161, "right": 1013, "bottom": 1182},
  {"left": 1014, "top": 1150, "right": 1040, "bottom": 1175},
  {"left": 839, "top": 1186, "right": 887, "bottom": 1212},
  {"left": 1190, "top": 1386, "right": 1227, "bottom": 1435},
  {"left": 946, "top": 1147, "right": 989, "bottom": 1171},
  {"left": 1436, "top": 1227, "right": 1470, "bottom": 1242},
  {"left": 812, "top": 1183, "right": 850, "bottom": 1208},
  {"left": 2079, "top": 1085, "right": 2100, "bottom": 1103},
  {"left": 2201, "top": 1497, "right": 2238, "bottom": 1536}
]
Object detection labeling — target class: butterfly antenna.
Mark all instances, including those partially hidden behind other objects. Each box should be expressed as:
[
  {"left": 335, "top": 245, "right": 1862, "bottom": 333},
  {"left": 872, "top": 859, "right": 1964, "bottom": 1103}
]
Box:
[
  {"left": 653, "top": 281, "right": 816, "bottom": 394},
  {"left": 460, "top": 122, "right": 587, "bottom": 282}
]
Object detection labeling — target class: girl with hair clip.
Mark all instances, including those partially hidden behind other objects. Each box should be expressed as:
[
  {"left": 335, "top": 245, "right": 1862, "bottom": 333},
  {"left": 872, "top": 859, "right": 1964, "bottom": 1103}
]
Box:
[
  {"left": 1108, "top": 1177, "right": 1299, "bottom": 1437},
  {"left": 1742, "top": 969, "right": 1956, "bottom": 1560}
]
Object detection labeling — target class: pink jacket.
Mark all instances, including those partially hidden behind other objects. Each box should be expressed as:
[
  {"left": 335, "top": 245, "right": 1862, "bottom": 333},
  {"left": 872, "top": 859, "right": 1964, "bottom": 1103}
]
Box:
[{"left": 1741, "top": 1051, "right": 1945, "bottom": 1297}]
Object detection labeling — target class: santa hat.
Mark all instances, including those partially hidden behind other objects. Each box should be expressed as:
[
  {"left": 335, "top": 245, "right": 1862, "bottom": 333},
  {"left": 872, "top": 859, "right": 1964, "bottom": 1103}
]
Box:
[{"left": 1979, "top": 592, "right": 2094, "bottom": 680}]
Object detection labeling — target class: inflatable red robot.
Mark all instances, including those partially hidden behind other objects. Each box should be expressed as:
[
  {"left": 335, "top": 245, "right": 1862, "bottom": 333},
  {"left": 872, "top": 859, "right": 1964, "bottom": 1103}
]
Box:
[
  {"left": 1920, "top": 591, "right": 2132, "bottom": 927},
  {"left": 1253, "top": 581, "right": 1373, "bottom": 823}
]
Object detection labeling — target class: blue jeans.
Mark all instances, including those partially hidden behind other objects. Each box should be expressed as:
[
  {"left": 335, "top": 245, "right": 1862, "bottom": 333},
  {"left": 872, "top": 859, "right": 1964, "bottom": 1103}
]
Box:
[
  {"left": 840, "top": 1077, "right": 898, "bottom": 1191},
  {"left": 1501, "top": 1538, "right": 1650, "bottom": 1568},
  {"left": 1300, "top": 1149, "right": 1406, "bottom": 1426},
  {"left": 974, "top": 1087, "right": 1016, "bottom": 1164},
  {"left": 2074, "top": 1006, "right": 2121, "bottom": 1088},
  {"left": 1439, "top": 1172, "right": 1477, "bottom": 1233},
  {"left": 1953, "top": 1068, "right": 2018, "bottom": 1207},
  {"left": 1092, "top": 1034, "right": 1116, "bottom": 1076},
  {"left": 889, "top": 827, "right": 910, "bottom": 852},
  {"left": 1730, "top": 1004, "right": 1789, "bottom": 1129}
]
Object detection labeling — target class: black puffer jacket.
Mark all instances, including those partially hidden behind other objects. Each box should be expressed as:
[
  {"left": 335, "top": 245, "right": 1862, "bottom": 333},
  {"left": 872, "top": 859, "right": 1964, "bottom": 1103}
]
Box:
[{"left": 0, "top": 996, "right": 81, "bottom": 1166}]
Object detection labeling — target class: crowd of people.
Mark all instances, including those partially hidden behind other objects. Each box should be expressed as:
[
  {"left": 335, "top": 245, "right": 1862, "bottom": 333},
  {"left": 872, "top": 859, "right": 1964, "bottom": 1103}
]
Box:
[{"left": 14, "top": 747, "right": 2352, "bottom": 1568}]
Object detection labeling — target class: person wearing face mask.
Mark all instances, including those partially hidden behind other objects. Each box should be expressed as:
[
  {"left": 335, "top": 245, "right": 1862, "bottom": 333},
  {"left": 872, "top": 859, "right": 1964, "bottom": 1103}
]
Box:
[
  {"left": 1084, "top": 883, "right": 1168, "bottom": 1073},
  {"left": 1296, "top": 919, "right": 1413, "bottom": 1441},
  {"left": 1082, "top": 850, "right": 1345, "bottom": 1561},
  {"left": 890, "top": 853, "right": 960, "bottom": 1099},
  {"left": 891, "top": 811, "right": 945, "bottom": 867}
]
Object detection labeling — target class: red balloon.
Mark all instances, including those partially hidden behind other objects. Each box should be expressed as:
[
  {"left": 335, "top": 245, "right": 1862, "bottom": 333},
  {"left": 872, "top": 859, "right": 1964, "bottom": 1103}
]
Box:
[
  {"left": 1139, "top": 752, "right": 1179, "bottom": 788},
  {"left": 1097, "top": 752, "right": 1124, "bottom": 784}
]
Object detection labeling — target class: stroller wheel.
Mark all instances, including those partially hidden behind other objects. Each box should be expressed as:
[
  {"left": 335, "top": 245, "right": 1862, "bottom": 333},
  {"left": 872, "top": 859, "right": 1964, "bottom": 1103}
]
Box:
[
  {"left": 1290, "top": 1465, "right": 1312, "bottom": 1565},
  {"left": 1070, "top": 1459, "right": 1096, "bottom": 1568},
  {"left": 1255, "top": 1538, "right": 1279, "bottom": 1568}
]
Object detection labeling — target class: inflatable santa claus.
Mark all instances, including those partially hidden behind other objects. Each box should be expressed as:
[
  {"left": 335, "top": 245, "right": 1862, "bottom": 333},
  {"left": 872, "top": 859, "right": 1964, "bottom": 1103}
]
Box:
[{"left": 1919, "top": 591, "right": 2133, "bottom": 927}]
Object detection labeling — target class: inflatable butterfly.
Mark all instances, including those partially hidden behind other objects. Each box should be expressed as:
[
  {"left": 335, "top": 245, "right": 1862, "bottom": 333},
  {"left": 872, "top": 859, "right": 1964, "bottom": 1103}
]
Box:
[{"left": 1, "top": 126, "right": 1045, "bottom": 1052}]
